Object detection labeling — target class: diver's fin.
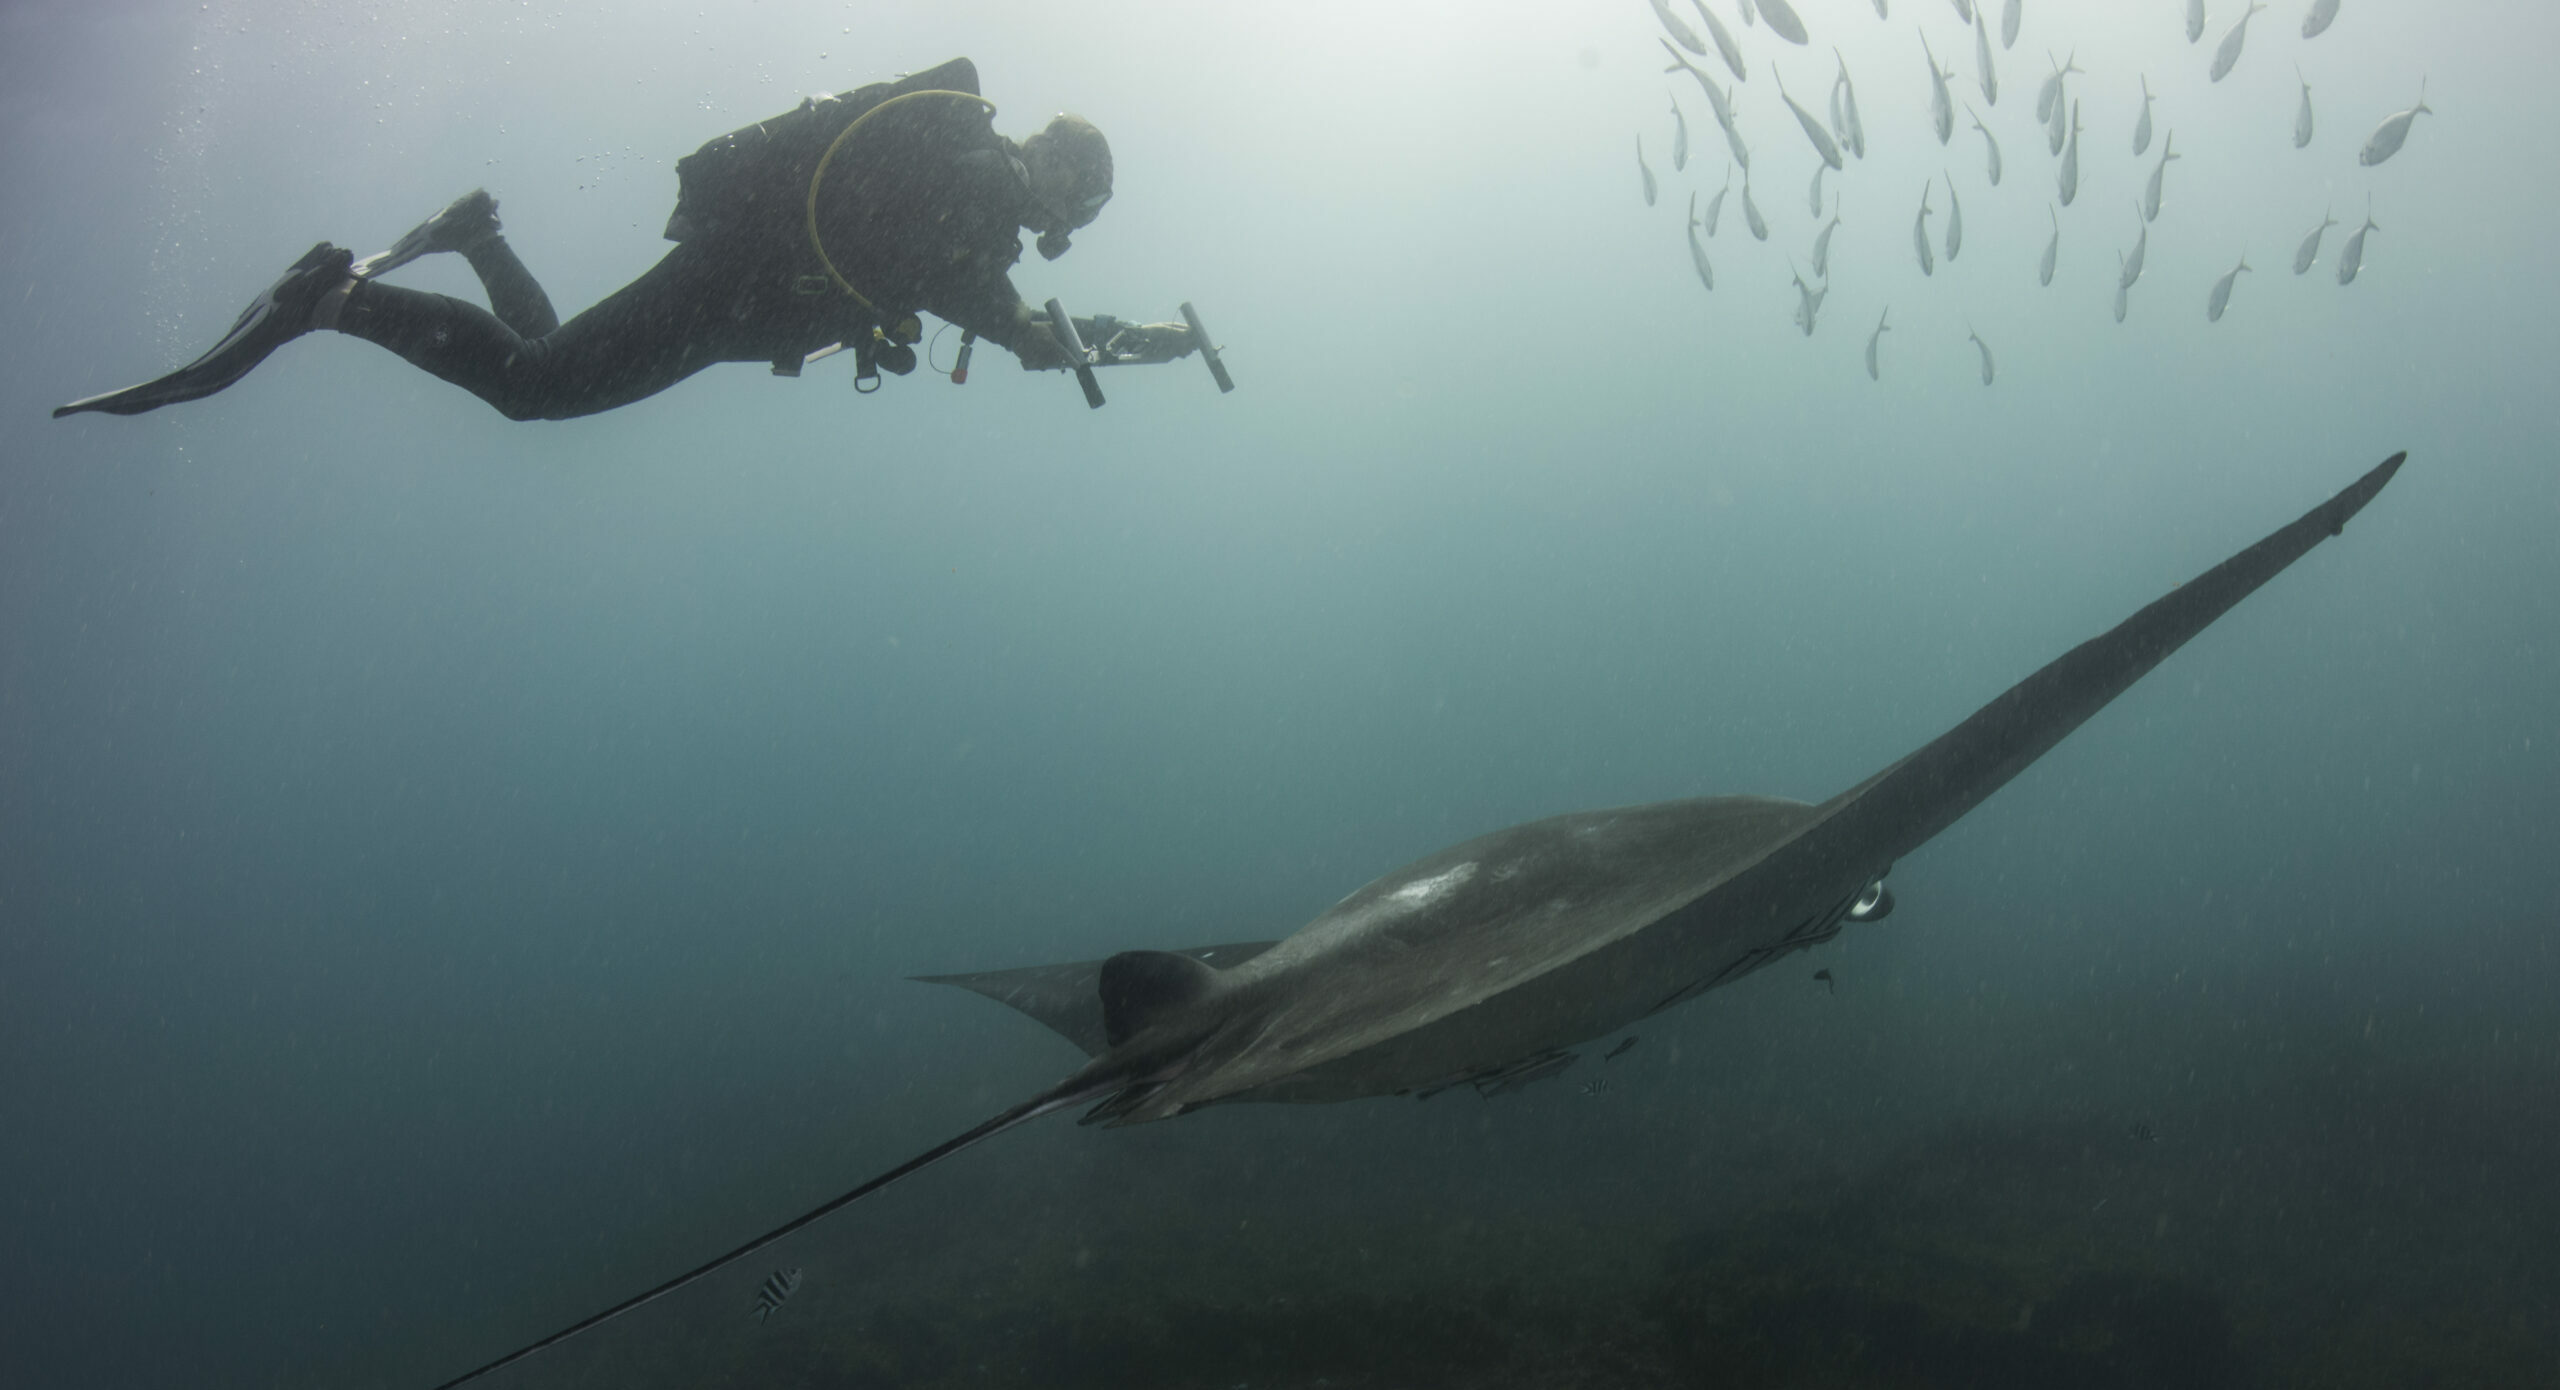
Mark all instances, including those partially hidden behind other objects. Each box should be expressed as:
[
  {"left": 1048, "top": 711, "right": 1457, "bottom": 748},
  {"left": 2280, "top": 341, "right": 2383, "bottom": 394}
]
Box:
[
  {"left": 52, "top": 242, "right": 352, "bottom": 419},
  {"left": 915, "top": 940, "right": 1280, "bottom": 1057},
  {"left": 352, "top": 188, "right": 500, "bottom": 280},
  {"left": 425, "top": 1069, "right": 1123, "bottom": 1390}
]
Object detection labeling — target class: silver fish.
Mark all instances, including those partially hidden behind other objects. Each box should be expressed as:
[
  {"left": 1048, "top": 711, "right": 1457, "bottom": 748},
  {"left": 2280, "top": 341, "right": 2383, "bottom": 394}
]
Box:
[
  {"left": 2133, "top": 74, "right": 2154, "bottom": 154},
  {"left": 1949, "top": 0, "right": 1972, "bottom": 19},
  {"left": 1650, "top": 0, "right": 1709, "bottom": 57},
  {"left": 2057, "top": 98, "right": 2083, "bottom": 206},
  {"left": 2293, "top": 67, "right": 2313, "bottom": 149},
  {"left": 1743, "top": 165, "right": 1769, "bottom": 240},
  {"left": 2186, "top": 0, "right": 2205, "bottom": 44},
  {"left": 2002, "top": 0, "right": 2021, "bottom": 48},
  {"left": 1704, "top": 163, "right": 1732, "bottom": 235},
  {"left": 1812, "top": 202, "right": 1843, "bottom": 277},
  {"left": 1836, "top": 49, "right": 1870, "bottom": 158},
  {"left": 1969, "top": 104, "right": 2003, "bottom": 185},
  {"left": 2359, "top": 80, "right": 2431, "bottom": 167},
  {"left": 2122, "top": 202, "right": 2149, "bottom": 288},
  {"left": 2206, "top": 252, "right": 2251, "bottom": 321},
  {"left": 1778, "top": 64, "right": 1846, "bottom": 169},
  {"left": 1671, "top": 96, "right": 1691, "bottom": 172},
  {"left": 1945, "top": 173, "right": 1965, "bottom": 261},
  {"left": 1790, "top": 264, "right": 1826, "bottom": 337},
  {"left": 1638, "top": 135, "right": 1658, "bottom": 206},
  {"left": 2292, "top": 207, "right": 2337, "bottom": 275},
  {"left": 752, "top": 1268, "right": 803, "bottom": 1323},
  {"left": 1865, "top": 307, "right": 1890, "bottom": 380},
  {"left": 1967, "top": 326, "right": 1995, "bottom": 385},
  {"left": 1873, "top": 0, "right": 1889, "bottom": 14},
  {"left": 2303, "top": 0, "right": 2340, "bottom": 39},
  {"left": 1686, "top": 193, "right": 1717, "bottom": 290},
  {"left": 2037, "top": 48, "right": 2080, "bottom": 124},
  {"left": 1922, "top": 30, "right": 1955, "bottom": 144},
  {"left": 2337, "top": 205, "right": 2378, "bottom": 284},
  {"left": 1759, "top": 0, "right": 1811, "bottom": 45},
  {"left": 1972, "top": 3, "right": 1999, "bottom": 104},
  {"left": 2210, "top": 2, "right": 2265, "bottom": 83},
  {"left": 1914, "top": 181, "right": 1936, "bottom": 276},
  {"left": 1830, "top": 72, "right": 1851, "bottom": 147},
  {"left": 1686, "top": 0, "right": 1749, "bottom": 82},
  {"left": 1739, "top": 0, "right": 1757, "bottom": 24},
  {"left": 2143, "top": 128, "right": 2178, "bottom": 221},
  {"left": 2038, "top": 204, "right": 2058, "bottom": 286},
  {"left": 1661, "top": 40, "right": 1745, "bottom": 161},
  {"left": 2114, "top": 256, "right": 2130, "bottom": 322},
  {"left": 1809, "top": 162, "right": 1827, "bottom": 217}
]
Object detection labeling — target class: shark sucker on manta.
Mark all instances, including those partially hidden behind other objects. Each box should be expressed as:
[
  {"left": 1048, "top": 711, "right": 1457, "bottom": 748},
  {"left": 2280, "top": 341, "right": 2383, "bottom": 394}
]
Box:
[{"left": 427, "top": 451, "right": 2407, "bottom": 1390}]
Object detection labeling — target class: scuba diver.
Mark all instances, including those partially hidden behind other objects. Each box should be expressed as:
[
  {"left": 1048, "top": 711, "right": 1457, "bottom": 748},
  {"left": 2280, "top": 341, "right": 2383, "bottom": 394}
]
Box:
[{"left": 55, "top": 58, "right": 1197, "bottom": 421}]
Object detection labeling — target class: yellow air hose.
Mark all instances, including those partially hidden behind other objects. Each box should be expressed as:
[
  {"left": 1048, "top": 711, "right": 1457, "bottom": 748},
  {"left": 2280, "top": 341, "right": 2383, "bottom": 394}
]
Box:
[{"left": 803, "top": 89, "right": 997, "bottom": 315}]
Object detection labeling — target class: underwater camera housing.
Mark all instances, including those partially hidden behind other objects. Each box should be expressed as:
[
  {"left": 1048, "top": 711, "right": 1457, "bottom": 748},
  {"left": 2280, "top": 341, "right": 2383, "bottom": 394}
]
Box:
[{"left": 1033, "top": 298, "right": 1236, "bottom": 409}]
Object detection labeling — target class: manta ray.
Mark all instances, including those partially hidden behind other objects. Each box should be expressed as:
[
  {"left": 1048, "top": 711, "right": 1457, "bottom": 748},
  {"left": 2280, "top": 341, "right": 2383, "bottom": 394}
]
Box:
[{"left": 431, "top": 453, "right": 2404, "bottom": 1390}]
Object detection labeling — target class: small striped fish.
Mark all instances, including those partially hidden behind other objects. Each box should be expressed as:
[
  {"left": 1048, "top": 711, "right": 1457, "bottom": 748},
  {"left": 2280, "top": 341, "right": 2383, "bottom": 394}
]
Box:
[{"left": 751, "top": 1268, "right": 803, "bottom": 1323}]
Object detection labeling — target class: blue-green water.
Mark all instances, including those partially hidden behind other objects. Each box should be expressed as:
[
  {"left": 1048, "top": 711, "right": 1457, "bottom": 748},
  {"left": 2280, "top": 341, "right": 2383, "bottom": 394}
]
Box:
[{"left": 5, "top": 3, "right": 2555, "bottom": 1387}]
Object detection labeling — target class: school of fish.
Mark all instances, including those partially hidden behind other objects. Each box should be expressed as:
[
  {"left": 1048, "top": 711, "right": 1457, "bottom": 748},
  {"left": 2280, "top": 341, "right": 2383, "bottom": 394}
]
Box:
[{"left": 1641, "top": 0, "right": 2425, "bottom": 382}]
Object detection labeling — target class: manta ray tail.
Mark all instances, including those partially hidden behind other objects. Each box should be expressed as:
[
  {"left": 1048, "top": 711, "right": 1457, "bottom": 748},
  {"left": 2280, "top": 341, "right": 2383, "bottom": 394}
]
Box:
[{"left": 424, "top": 1071, "right": 1122, "bottom": 1390}]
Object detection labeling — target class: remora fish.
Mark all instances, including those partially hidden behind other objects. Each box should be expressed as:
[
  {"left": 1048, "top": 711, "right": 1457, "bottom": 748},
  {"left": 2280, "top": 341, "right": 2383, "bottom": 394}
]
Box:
[
  {"left": 2337, "top": 205, "right": 2378, "bottom": 284},
  {"left": 1865, "top": 306, "right": 1890, "bottom": 379},
  {"left": 1638, "top": 135, "right": 1658, "bottom": 206},
  {"left": 2037, "top": 48, "right": 2080, "bottom": 124},
  {"left": 1972, "top": 3, "right": 1999, "bottom": 104},
  {"left": 1687, "top": 0, "right": 1750, "bottom": 82},
  {"left": 1945, "top": 173, "right": 1965, "bottom": 261},
  {"left": 2359, "top": 80, "right": 2431, "bottom": 167},
  {"left": 2186, "top": 0, "right": 2205, "bottom": 44},
  {"left": 1778, "top": 64, "right": 1847, "bottom": 169},
  {"left": 1970, "top": 104, "right": 2004, "bottom": 184},
  {"left": 2133, "top": 74, "right": 2155, "bottom": 154},
  {"left": 1687, "top": 193, "right": 1716, "bottom": 290},
  {"left": 1914, "top": 181, "right": 1937, "bottom": 275},
  {"left": 1922, "top": 30, "right": 1955, "bottom": 144},
  {"left": 1758, "top": 0, "right": 1812, "bottom": 45},
  {"left": 2144, "top": 129, "right": 2179, "bottom": 221},
  {"left": 1650, "top": 0, "right": 1710, "bottom": 56},
  {"left": 2206, "top": 253, "right": 2251, "bottom": 321},
  {"left": 1835, "top": 49, "right": 1870, "bottom": 157},
  {"left": 1967, "top": 324, "right": 1995, "bottom": 384},
  {"left": 1704, "top": 163, "right": 1733, "bottom": 234},
  {"left": 2293, "top": 207, "right": 2337, "bottom": 275},
  {"left": 2057, "top": 98, "right": 2083, "bottom": 206},
  {"left": 2001, "top": 0, "right": 2021, "bottom": 48},
  {"left": 1812, "top": 201, "right": 1843, "bottom": 277},
  {"left": 2304, "top": 0, "right": 2340, "bottom": 39},
  {"left": 2293, "top": 66, "right": 2314, "bottom": 148},
  {"left": 2039, "top": 204, "right": 2059, "bottom": 286},
  {"left": 419, "top": 456, "right": 2409, "bottom": 1390},
  {"left": 2211, "top": 2, "right": 2266, "bottom": 83},
  {"left": 1809, "top": 163, "right": 1826, "bottom": 217},
  {"left": 1743, "top": 164, "right": 1769, "bottom": 241}
]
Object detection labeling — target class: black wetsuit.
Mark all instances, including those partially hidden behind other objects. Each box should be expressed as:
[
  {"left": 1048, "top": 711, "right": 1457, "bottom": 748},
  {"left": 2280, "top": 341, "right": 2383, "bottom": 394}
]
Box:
[{"left": 335, "top": 59, "right": 1044, "bottom": 420}]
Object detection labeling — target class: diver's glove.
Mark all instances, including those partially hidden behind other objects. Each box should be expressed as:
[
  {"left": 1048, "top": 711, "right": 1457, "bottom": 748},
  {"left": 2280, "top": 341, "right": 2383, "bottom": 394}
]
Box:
[{"left": 1080, "top": 318, "right": 1195, "bottom": 366}]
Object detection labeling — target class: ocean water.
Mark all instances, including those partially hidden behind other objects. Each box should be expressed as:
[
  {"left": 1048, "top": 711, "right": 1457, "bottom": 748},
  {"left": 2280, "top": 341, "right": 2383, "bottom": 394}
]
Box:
[{"left": 4, "top": 2, "right": 2555, "bottom": 1387}]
